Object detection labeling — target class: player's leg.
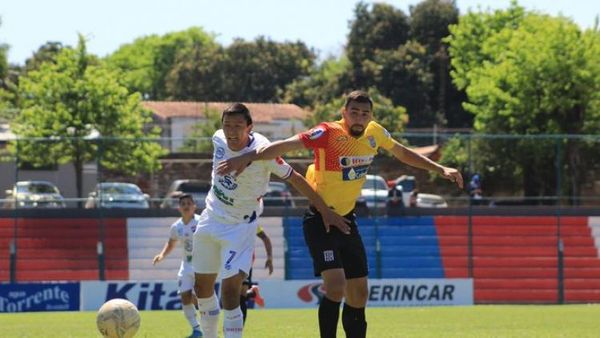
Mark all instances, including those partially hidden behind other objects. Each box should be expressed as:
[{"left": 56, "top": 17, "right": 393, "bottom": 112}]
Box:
[
  {"left": 339, "top": 222, "right": 369, "bottom": 338},
  {"left": 218, "top": 221, "right": 257, "bottom": 338},
  {"left": 303, "top": 208, "right": 346, "bottom": 338},
  {"left": 193, "top": 216, "right": 222, "bottom": 338},
  {"left": 179, "top": 264, "right": 202, "bottom": 337},
  {"left": 343, "top": 277, "right": 368, "bottom": 338},
  {"left": 181, "top": 290, "right": 202, "bottom": 337},
  {"left": 221, "top": 272, "right": 247, "bottom": 338},
  {"left": 240, "top": 272, "right": 252, "bottom": 324}
]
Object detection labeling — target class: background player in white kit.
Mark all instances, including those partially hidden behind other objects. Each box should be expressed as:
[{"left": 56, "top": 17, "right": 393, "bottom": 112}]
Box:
[
  {"left": 153, "top": 193, "right": 203, "bottom": 338},
  {"left": 193, "top": 103, "right": 350, "bottom": 338}
]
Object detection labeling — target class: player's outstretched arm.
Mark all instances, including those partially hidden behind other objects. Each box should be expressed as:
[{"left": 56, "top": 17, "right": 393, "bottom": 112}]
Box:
[
  {"left": 217, "top": 136, "right": 305, "bottom": 177},
  {"left": 287, "top": 170, "right": 351, "bottom": 234},
  {"left": 389, "top": 140, "right": 464, "bottom": 189},
  {"left": 152, "top": 239, "right": 176, "bottom": 265}
]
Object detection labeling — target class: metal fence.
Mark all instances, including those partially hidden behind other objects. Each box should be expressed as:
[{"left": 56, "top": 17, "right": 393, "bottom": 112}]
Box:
[{"left": 1, "top": 133, "right": 600, "bottom": 210}]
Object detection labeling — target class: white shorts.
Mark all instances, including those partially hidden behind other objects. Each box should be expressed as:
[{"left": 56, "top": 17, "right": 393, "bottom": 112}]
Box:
[
  {"left": 192, "top": 210, "right": 258, "bottom": 280},
  {"left": 177, "top": 261, "right": 195, "bottom": 293}
]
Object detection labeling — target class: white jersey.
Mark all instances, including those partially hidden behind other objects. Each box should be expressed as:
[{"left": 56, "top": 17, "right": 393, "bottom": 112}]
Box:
[
  {"left": 169, "top": 214, "right": 201, "bottom": 263},
  {"left": 205, "top": 130, "right": 293, "bottom": 224}
]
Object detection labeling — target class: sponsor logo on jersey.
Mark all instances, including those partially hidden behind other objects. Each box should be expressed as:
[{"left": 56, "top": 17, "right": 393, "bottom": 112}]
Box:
[
  {"left": 368, "top": 136, "right": 376, "bottom": 148},
  {"left": 336, "top": 135, "right": 348, "bottom": 142},
  {"left": 213, "top": 186, "right": 234, "bottom": 206},
  {"left": 308, "top": 127, "right": 325, "bottom": 140},
  {"left": 215, "top": 147, "right": 225, "bottom": 159},
  {"left": 218, "top": 175, "right": 238, "bottom": 190},
  {"left": 342, "top": 165, "right": 369, "bottom": 181},
  {"left": 339, "top": 156, "right": 374, "bottom": 168}
]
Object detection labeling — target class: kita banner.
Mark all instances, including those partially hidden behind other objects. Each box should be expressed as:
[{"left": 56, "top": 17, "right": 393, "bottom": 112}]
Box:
[
  {"left": 257, "top": 278, "right": 473, "bottom": 308},
  {"left": 0, "top": 283, "right": 80, "bottom": 313},
  {"left": 81, "top": 281, "right": 220, "bottom": 311}
]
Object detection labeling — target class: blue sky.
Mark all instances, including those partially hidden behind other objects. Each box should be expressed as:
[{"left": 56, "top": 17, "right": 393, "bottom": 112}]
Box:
[{"left": 1, "top": 0, "right": 598, "bottom": 65}]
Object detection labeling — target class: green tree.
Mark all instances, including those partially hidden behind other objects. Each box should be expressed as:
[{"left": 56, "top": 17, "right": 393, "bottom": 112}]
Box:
[
  {"left": 180, "top": 108, "right": 221, "bottom": 153},
  {"left": 24, "top": 41, "right": 64, "bottom": 73},
  {"left": 106, "top": 27, "right": 218, "bottom": 100},
  {"left": 13, "top": 35, "right": 165, "bottom": 199},
  {"left": 217, "top": 37, "right": 315, "bottom": 102},
  {"left": 410, "top": 0, "right": 469, "bottom": 128},
  {"left": 445, "top": 5, "right": 600, "bottom": 202},
  {"left": 346, "top": 2, "right": 410, "bottom": 86},
  {"left": 363, "top": 41, "right": 434, "bottom": 127},
  {"left": 0, "top": 18, "right": 17, "bottom": 122},
  {"left": 164, "top": 43, "right": 223, "bottom": 101},
  {"left": 283, "top": 56, "right": 352, "bottom": 108}
]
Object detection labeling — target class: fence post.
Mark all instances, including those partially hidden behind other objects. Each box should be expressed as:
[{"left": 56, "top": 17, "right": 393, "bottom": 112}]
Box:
[
  {"left": 467, "top": 134, "right": 473, "bottom": 278},
  {"left": 97, "top": 139, "right": 106, "bottom": 281},
  {"left": 9, "top": 240, "right": 16, "bottom": 283},
  {"left": 555, "top": 137, "right": 564, "bottom": 304},
  {"left": 97, "top": 241, "right": 105, "bottom": 281}
]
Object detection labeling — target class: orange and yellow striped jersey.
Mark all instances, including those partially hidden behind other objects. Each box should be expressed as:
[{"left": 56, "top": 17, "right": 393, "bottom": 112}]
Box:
[{"left": 299, "top": 119, "right": 395, "bottom": 215}]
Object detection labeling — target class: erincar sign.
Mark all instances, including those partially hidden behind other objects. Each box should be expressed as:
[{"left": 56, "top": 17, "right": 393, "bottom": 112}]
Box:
[{"left": 259, "top": 278, "right": 473, "bottom": 308}]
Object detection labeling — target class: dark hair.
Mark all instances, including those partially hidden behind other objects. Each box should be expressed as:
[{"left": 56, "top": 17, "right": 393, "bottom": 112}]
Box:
[
  {"left": 344, "top": 90, "right": 373, "bottom": 109},
  {"left": 178, "top": 193, "right": 194, "bottom": 204},
  {"left": 222, "top": 103, "right": 253, "bottom": 126}
]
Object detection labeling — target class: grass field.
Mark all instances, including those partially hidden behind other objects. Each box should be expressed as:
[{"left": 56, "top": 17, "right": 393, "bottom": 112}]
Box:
[{"left": 1, "top": 305, "right": 600, "bottom": 337}]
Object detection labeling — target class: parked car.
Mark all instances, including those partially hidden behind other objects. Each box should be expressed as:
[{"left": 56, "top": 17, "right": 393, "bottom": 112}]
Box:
[
  {"left": 415, "top": 193, "right": 448, "bottom": 208},
  {"left": 263, "top": 181, "right": 295, "bottom": 207},
  {"left": 387, "top": 175, "right": 416, "bottom": 207},
  {"left": 358, "top": 175, "right": 389, "bottom": 211},
  {"left": 85, "top": 182, "right": 150, "bottom": 209},
  {"left": 4, "top": 180, "right": 66, "bottom": 209},
  {"left": 160, "top": 179, "right": 211, "bottom": 209}
]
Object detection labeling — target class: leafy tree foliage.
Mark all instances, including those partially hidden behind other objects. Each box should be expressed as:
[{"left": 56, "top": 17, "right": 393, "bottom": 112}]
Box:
[
  {"left": 216, "top": 37, "right": 315, "bottom": 102},
  {"left": 180, "top": 108, "right": 221, "bottom": 153},
  {"left": 106, "top": 27, "right": 218, "bottom": 100},
  {"left": 346, "top": 2, "right": 410, "bottom": 86},
  {"left": 13, "top": 35, "right": 165, "bottom": 198},
  {"left": 445, "top": 4, "right": 600, "bottom": 201}
]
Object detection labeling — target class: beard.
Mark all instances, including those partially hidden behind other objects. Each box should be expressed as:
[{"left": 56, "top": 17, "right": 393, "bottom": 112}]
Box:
[{"left": 349, "top": 124, "right": 365, "bottom": 137}]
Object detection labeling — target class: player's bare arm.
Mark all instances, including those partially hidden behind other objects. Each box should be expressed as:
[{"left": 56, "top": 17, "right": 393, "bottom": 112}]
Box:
[
  {"left": 287, "top": 170, "right": 351, "bottom": 234},
  {"left": 257, "top": 231, "right": 274, "bottom": 275},
  {"left": 389, "top": 140, "right": 464, "bottom": 189},
  {"left": 152, "top": 239, "right": 177, "bottom": 265},
  {"left": 217, "top": 136, "right": 304, "bottom": 177}
]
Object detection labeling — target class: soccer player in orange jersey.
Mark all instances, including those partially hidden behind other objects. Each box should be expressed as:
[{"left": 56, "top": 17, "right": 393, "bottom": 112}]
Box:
[{"left": 216, "top": 91, "right": 463, "bottom": 338}]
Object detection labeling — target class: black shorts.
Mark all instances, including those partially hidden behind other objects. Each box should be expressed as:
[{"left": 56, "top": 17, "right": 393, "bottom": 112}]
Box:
[
  {"left": 302, "top": 207, "right": 368, "bottom": 279},
  {"left": 242, "top": 268, "right": 254, "bottom": 287}
]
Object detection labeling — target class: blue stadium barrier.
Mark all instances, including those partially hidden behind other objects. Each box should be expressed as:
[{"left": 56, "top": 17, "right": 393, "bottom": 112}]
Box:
[{"left": 284, "top": 216, "right": 444, "bottom": 280}]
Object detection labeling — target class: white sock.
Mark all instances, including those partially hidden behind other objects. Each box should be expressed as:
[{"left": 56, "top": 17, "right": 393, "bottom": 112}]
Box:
[
  {"left": 223, "top": 307, "right": 244, "bottom": 338},
  {"left": 182, "top": 303, "right": 200, "bottom": 330},
  {"left": 197, "top": 294, "right": 220, "bottom": 338}
]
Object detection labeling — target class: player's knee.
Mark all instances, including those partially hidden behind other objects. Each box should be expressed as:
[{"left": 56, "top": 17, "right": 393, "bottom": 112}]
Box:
[
  {"left": 180, "top": 290, "right": 194, "bottom": 305},
  {"left": 324, "top": 283, "right": 345, "bottom": 301},
  {"left": 220, "top": 285, "right": 241, "bottom": 310},
  {"left": 354, "top": 287, "right": 369, "bottom": 304},
  {"left": 194, "top": 283, "right": 212, "bottom": 298}
]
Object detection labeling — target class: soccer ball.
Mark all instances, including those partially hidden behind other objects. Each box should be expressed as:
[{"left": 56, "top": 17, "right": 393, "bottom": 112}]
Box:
[{"left": 96, "top": 298, "right": 141, "bottom": 338}]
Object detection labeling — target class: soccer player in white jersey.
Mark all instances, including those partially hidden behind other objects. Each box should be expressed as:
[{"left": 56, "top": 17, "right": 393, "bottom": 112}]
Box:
[
  {"left": 153, "top": 193, "right": 203, "bottom": 338},
  {"left": 193, "top": 103, "right": 350, "bottom": 338}
]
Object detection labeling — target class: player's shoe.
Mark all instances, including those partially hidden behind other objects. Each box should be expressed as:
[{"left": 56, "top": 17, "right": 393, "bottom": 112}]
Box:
[
  {"left": 188, "top": 328, "right": 203, "bottom": 338},
  {"left": 250, "top": 285, "right": 265, "bottom": 308}
]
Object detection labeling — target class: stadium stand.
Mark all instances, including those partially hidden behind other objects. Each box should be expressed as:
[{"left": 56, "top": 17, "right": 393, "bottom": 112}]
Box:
[
  {"left": 435, "top": 216, "right": 600, "bottom": 303},
  {"left": 0, "top": 218, "right": 128, "bottom": 282}
]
